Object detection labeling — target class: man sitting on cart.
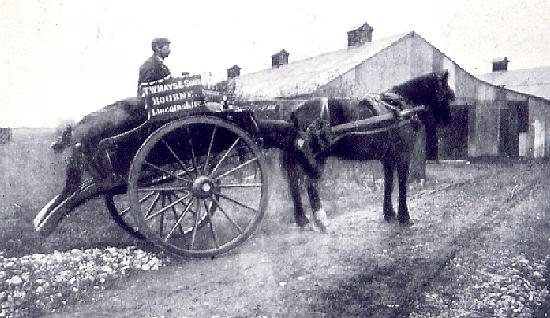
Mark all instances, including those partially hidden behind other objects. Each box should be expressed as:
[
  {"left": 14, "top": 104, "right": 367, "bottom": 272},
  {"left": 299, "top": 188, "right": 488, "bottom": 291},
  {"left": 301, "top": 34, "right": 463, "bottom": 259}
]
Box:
[{"left": 137, "top": 37, "right": 172, "bottom": 91}]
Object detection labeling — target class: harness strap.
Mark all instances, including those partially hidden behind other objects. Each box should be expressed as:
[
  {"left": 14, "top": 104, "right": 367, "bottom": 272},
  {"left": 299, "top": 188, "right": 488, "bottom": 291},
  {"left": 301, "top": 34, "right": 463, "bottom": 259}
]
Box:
[{"left": 314, "top": 120, "right": 414, "bottom": 160}]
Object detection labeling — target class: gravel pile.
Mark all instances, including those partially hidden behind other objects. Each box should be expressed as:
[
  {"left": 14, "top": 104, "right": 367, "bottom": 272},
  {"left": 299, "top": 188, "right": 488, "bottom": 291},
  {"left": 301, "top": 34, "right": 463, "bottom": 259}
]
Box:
[
  {"left": 410, "top": 249, "right": 549, "bottom": 317},
  {"left": 0, "top": 247, "right": 166, "bottom": 317}
]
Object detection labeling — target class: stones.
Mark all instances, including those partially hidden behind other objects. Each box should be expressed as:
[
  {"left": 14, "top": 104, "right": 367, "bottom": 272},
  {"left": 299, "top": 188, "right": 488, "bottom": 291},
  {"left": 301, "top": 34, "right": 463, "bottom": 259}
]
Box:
[
  {"left": 5, "top": 276, "right": 23, "bottom": 286},
  {"left": 412, "top": 251, "right": 549, "bottom": 317},
  {"left": 0, "top": 246, "right": 166, "bottom": 317}
]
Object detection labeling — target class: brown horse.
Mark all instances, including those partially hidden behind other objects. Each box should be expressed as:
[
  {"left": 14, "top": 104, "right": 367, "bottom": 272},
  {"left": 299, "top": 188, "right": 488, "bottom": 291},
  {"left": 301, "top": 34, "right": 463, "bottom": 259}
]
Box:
[{"left": 280, "top": 71, "right": 455, "bottom": 232}]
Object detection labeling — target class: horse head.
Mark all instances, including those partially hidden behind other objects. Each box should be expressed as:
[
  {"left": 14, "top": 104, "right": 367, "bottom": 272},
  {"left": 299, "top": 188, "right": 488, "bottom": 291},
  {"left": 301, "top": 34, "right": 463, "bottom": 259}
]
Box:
[{"left": 390, "top": 71, "right": 455, "bottom": 127}]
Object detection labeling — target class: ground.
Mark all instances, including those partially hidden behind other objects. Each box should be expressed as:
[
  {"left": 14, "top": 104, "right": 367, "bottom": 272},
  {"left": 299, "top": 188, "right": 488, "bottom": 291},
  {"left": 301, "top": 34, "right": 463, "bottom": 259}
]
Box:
[
  {"left": 1, "top": 130, "right": 549, "bottom": 317},
  {"left": 41, "top": 163, "right": 550, "bottom": 317}
]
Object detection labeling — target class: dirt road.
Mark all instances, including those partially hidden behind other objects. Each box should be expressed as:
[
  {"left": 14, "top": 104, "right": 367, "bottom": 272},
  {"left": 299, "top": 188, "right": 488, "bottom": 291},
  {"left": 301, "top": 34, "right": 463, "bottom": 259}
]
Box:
[{"left": 44, "top": 163, "right": 550, "bottom": 317}]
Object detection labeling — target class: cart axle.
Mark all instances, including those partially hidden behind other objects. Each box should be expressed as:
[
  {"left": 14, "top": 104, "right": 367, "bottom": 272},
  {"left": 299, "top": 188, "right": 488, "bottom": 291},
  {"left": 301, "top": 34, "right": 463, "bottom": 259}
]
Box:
[{"left": 192, "top": 175, "right": 215, "bottom": 199}]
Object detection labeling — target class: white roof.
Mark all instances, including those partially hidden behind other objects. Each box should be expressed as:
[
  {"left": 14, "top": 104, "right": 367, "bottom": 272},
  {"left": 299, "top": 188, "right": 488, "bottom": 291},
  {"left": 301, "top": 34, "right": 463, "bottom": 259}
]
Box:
[
  {"left": 477, "top": 66, "right": 550, "bottom": 100},
  {"left": 231, "top": 33, "right": 410, "bottom": 100}
]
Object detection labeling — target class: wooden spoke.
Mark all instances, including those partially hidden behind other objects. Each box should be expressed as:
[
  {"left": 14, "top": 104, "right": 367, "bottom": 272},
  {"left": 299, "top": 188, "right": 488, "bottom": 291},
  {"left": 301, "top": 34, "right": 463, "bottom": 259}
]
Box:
[
  {"left": 203, "top": 200, "right": 220, "bottom": 249},
  {"left": 203, "top": 126, "right": 217, "bottom": 175},
  {"left": 213, "top": 158, "right": 258, "bottom": 180},
  {"left": 119, "top": 206, "right": 131, "bottom": 216},
  {"left": 145, "top": 193, "right": 191, "bottom": 221},
  {"left": 137, "top": 185, "right": 190, "bottom": 192},
  {"left": 217, "top": 183, "right": 263, "bottom": 189},
  {"left": 210, "top": 138, "right": 240, "bottom": 176},
  {"left": 143, "top": 161, "right": 189, "bottom": 182},
  {"left": 160, "top": 138, "right": 188, "bottom": 173},
  {"left": 159, "top": 195, "right": 165, "bottom": 237},
  {"left": 145, "top": 193, "right": 162, "bottom": 219},
  {"left": 166, "top": 193, "right": 186, "bottom": 235},
  {"left": 189, "top": 199, "right": 202, "bottom": 250},
  {"left": 171, "top": 190, "right": 193, "bottom": 201},
  {"left": 164, "top": 198, "right": 194, "bottom": 241},
  {"left": 211, "top": 196, "right": 243, "bottom": 234},
  {"left": 185, "top": 126, "right": 199, "bottom": 176},
  {"left": 120, "top": 191, "right": 156, "bottom": 216},
  {"left": 216, "top": 192, "right": 259, "bottom": 214}
]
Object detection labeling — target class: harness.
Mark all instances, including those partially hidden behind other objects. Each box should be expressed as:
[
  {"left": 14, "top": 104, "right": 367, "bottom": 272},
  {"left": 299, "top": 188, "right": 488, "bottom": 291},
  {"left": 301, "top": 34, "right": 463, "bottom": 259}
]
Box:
[{"left": 291, "top": 95, "right": 425, "bottom": 178}]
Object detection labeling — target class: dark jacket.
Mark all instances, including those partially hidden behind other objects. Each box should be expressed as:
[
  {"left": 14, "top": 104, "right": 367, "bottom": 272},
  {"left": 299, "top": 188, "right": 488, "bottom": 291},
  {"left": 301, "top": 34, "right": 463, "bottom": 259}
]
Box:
[{"left": 137, "top": 56, "right": 171, "bottom": 94}]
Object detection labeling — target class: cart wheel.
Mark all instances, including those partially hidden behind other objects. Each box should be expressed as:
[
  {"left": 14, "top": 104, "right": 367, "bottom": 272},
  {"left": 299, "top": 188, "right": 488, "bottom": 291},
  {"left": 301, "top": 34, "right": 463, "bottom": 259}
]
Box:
[{"left": 128, "top": 116, "right": 268, "bottom": 258}]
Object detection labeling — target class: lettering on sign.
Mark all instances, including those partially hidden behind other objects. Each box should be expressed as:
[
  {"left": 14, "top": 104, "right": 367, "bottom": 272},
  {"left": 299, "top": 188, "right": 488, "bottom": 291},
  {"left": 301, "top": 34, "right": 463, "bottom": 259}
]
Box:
[{"left": 139, "top": 75, "right": 204, "bottom": 119}]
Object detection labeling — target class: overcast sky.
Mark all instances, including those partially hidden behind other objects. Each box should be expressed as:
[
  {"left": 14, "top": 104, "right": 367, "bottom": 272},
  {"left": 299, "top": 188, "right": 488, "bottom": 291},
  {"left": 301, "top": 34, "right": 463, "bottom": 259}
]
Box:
[{"left": 1, "top": 0, "right": 549, "bottom": 127}]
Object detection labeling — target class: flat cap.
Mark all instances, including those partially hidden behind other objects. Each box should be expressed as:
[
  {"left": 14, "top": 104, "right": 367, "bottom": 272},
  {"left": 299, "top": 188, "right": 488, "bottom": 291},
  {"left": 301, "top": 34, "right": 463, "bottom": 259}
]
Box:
[{"left": 152, "top": 37, "right": 171, "bottom": 45}]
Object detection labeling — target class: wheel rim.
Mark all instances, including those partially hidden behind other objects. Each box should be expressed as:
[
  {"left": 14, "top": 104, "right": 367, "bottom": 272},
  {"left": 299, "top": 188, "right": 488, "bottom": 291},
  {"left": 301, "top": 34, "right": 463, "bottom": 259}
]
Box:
[
  {"left": 105, "top": 193, "right": 146, "bottom": 240},
  {"left": 128, "top": 117, "right": 268, "bottom": 257}
]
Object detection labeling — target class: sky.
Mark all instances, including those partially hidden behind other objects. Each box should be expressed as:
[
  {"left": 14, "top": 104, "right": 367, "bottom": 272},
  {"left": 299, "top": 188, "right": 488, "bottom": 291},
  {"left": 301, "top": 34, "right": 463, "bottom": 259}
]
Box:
[{"left": 1, "top": 0, "right": 549, "bottom": 127}]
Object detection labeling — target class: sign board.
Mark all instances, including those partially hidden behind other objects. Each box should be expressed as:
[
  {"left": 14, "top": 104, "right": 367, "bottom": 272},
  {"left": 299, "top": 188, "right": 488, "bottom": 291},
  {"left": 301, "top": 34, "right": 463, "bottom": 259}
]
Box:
[{"left": 139, "top": 75, "right": 205, "bottom": 120}]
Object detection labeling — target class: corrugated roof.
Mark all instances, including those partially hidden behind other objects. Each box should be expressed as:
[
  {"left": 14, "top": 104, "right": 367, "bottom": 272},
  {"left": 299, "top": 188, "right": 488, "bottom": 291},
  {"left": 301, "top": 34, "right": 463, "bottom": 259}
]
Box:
[
  {"left": 230, "top": 32, "right": 411, "bottom": 100},
  {"left": 477, "top": 66, "right": 550, "bottom": 100}
]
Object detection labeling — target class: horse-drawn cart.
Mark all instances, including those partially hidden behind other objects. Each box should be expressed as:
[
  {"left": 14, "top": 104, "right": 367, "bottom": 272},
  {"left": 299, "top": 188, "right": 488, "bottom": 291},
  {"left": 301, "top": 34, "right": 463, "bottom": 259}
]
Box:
[
  {"left": 36, "top": 76, "right": 271, "bottom": 258},
  {"left": 35, "top": 72, "right": 448, "bottom": 258}
]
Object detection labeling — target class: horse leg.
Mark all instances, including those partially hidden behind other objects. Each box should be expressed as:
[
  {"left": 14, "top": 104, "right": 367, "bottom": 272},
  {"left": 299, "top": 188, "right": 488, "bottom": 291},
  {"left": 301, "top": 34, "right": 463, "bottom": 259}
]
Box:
[
  {"left": 382, "top": 159, "right": 396, "bottom": 222},
  {"left": 305, "top": 176, "right": 329, "bottom": 233},
  {"left": 64, "top": 146, "right": 86, "bottom": 195},
  {"left": 43, "top": 146, "right": 86, "bottom": 213},
  {"left": 396, "top": 156, "right": 413, "bottom": 225},
  {"left": 282, "top": 152, "right": 310, "bottom": 228}
]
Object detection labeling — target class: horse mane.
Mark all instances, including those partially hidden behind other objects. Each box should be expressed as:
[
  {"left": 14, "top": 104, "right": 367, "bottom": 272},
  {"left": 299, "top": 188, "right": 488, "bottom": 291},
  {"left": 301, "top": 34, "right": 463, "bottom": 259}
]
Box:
[
  {"left": 389, "top": 71, "right": 442, "bottom": 104},
  {"left": 389, "top": 71, "right": 453, "bottom": 126}
]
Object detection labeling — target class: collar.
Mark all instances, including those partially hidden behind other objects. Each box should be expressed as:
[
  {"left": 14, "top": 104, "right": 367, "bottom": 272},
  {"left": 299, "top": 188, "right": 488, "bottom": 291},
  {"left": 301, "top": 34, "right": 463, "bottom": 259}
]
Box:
[{"left": 153, "top": 54, "right": 164, "bottom": 63}]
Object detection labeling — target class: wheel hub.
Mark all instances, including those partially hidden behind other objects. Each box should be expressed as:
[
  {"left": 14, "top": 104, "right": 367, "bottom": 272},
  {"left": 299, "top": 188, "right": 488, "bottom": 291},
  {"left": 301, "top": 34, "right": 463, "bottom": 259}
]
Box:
[{"left": 192, "top": 176, "right": 215, "bottom": 198}]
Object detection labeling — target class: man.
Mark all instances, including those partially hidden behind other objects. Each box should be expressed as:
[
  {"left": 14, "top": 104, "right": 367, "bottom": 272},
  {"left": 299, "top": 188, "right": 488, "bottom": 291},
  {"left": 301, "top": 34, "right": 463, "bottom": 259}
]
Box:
[{"left": 138, "top": 37, "right": 172, "bottom": 90}]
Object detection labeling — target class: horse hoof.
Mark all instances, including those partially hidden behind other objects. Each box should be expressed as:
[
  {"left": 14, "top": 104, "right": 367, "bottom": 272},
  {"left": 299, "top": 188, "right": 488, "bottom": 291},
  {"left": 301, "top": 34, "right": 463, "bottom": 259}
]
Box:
[
  {"left": 313, "top": 208, "right": 330, "bottom": 234},
  {"left": 314, "top": 221, "right": 329, "bottom": 234},
  {"left": 298, "top": 223, "right": 315, "bottom": 232},
  {"left": 384, "top": 213, "right": 396, "bottom": 223},
  {"left": 295, "top": 216, "right": 310, "bottom": 228},
  {"left": 398, "top": 219, "right": 414, "bottom": 227}
]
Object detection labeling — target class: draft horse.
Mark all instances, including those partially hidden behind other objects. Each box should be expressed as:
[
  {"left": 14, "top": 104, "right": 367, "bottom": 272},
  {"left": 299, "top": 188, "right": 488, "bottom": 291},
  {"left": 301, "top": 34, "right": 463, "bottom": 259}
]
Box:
[{"left": 282, "top": 71, "right": 455, "bottom": 232}]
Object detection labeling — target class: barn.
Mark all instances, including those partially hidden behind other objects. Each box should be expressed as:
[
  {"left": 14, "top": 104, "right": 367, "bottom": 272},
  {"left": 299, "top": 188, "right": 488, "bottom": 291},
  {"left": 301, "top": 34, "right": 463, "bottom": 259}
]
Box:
[{"left": 227, "top": 23, "right": 550, "bottom": 160}]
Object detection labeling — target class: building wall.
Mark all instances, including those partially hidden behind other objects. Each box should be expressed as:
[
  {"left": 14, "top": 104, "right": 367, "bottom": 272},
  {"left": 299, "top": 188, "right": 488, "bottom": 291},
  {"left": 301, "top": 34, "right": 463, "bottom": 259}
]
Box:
[
  {"left": 528, "top": 97, "right": 550, "bottom": 158},
  {"left": 544, "top": 101, "right": 550, "bottom": 157}
]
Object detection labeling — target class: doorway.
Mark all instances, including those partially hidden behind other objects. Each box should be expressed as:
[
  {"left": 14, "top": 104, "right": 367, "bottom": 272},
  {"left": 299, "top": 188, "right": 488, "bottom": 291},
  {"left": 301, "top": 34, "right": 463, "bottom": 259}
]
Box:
[{"left": 436, "top": 105, "right": 469, "bottom": 159}]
